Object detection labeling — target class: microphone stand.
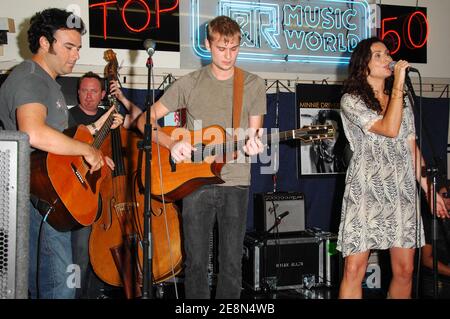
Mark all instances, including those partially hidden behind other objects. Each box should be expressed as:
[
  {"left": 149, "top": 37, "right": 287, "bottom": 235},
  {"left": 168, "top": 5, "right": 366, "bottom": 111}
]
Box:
[
  {"left": 414, "top": 70, "right": 440, "bottom": 299},
  {"left": 423, "top": 166, "right": 440, "bottom": 299},
  {"left": 265, "top": 80, "right": 292, "bottom": 192},
  {"left": 138, "top": 55, "right": 154, "bottom": 299},
  {"left": 272, "top": 81, "right": 280, "bottom": 193},
  {"left": 267, "top": 215, "right": 286, "bottom": 233}
]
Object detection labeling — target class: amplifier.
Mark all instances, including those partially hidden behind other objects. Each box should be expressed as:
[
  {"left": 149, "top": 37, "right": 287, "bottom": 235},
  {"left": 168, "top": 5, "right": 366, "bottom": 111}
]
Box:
[
  {"left": 242, "top": 231, "right": 323, "bottom": 291},
  {"left": 242, "top": 230, "right": 341, "bottom": 291},
  {"left": 0, "top": 131, "right": 30, "bottom": 299},
  {"left": 253, "top": 192, "right": 305, "bottom": 234},
  {"left": 306, "top": 229, "right": 342, "bottom": 288}
]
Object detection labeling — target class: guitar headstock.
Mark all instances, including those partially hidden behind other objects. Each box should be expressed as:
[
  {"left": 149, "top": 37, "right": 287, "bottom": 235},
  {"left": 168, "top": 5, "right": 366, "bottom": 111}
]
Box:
[{"left": 294, "top": 125, "right": 335, "bottom": 143}]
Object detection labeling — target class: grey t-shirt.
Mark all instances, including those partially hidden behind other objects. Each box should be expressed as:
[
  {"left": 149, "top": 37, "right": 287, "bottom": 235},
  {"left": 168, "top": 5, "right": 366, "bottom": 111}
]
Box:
[
  {"left": 0, "top": 60, "right": 68, "bottom": 132},
  {"left": 160, "top": 65, "right": 266, "bottom": 186}
]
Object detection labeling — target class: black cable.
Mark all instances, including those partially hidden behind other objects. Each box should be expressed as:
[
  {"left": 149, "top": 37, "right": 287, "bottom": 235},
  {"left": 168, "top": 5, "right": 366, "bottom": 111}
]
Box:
[
  {"left": 272, "top": 200, "right": 282, "bottom": 291},
  {"left": 415, "top": 71, "right": 429, "bottom": 299},
  {"left": 35, "top": 216, "right": 46, "bottom": 299}
]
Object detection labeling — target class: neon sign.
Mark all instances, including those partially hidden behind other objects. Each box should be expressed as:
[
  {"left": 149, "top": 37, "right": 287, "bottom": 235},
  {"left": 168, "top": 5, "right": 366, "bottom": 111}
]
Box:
[
  {"left": 191, "top": 0, "right": 371, "bottom": 64},
  {"left": 378, "top": 5, "right": 427, "bottom": 63},
  {"left": 89, "top": 0, "right": 179, "bottom": 39}
]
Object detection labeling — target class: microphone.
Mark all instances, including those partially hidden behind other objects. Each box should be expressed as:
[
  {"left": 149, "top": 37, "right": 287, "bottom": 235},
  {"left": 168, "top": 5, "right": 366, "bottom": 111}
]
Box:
[
  {"left": 276, "top": 211, "right": 290, "bottom": 222},
  {"left": 388, "top": 61, "right": 418, "bottom": 73},
  {"left": 143, "top": 39, "right": 156, "bottom": 57}
]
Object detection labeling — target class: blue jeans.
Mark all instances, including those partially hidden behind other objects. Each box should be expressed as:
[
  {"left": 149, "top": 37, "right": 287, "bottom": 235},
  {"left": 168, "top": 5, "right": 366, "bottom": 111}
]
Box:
[
  {"left": 71, "top": 226, "right": 105, "bottom": 298},
  {"left": 182, "top": 185, "right": 249, "bottom": 299},
  {"left": 71, "top": 226, "right": 91, "bottom": 298},
  {"left": 28, "top": 203, "right": 75, "bottom": 299}
]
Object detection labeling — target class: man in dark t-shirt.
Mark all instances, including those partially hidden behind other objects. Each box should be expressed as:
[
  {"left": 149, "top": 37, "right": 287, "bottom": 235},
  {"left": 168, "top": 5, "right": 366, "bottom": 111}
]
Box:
[
  {"left": 69, "top": 72, "right": 108, "bottom": 299},
  {"left": 68, "top": 72, "right": 107, "bottom": 129},
  {"left": 68, "top": 72, "right": 141, "bottom": 130}
]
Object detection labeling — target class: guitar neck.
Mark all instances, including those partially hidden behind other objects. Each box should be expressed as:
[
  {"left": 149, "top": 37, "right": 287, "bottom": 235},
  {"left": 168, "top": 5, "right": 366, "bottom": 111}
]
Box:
[
  {"left": 91, "top": 109, "right": 116, "bottom": 149},
  {"left": 202, "top": 127, "right": 330, "bottom": 157}
]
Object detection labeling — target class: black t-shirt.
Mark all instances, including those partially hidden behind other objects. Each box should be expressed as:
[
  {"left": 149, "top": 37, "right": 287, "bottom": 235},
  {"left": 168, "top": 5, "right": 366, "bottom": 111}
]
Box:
[{"left": 68, "top": 105, "right": 107, "bottom": 127}]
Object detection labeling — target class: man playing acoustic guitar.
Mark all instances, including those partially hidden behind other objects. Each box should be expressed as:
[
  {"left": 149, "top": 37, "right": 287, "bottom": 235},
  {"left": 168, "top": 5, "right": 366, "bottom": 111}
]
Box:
[
  {"left": 136, "top": 15, "right": 266, "bottom": 299},
  {"left": 0, "top": 8, "right": 120, "bottom": 298}
]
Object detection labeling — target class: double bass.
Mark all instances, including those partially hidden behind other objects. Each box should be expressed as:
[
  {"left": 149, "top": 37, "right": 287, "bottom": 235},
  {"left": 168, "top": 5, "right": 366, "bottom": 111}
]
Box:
[{"left": 89, "top": 50, "right": 183, "bottom": 298}]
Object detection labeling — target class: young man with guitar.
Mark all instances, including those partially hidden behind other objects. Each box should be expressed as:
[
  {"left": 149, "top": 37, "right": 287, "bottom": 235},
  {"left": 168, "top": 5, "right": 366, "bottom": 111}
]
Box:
[
  {"left": 136, "top": 15, "right": 266, "bottom": 299},
  {"left": 0, "top": 8, "right": 116, "bottom": 298}
]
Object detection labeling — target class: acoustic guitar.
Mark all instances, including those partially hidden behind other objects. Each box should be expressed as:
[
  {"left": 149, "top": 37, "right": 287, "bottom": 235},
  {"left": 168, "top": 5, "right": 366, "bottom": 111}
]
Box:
[
  {"left": 149, "top": 124, "right": 334, "bottom": 202},
  {"left": 30, "top": 114, "right": 117, "bottom": 232},
  {"left": 30, "top": 51, "right": 120, "bottom": 232}
]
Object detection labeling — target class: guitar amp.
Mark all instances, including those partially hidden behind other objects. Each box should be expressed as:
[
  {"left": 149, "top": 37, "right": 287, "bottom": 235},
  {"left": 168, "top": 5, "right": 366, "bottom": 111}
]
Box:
[
  {"left": 0, "top": 131, "right": 29, "bottom": 299},
  {"left": 253, "top": 192, "right": 305, "bottom": 234}
]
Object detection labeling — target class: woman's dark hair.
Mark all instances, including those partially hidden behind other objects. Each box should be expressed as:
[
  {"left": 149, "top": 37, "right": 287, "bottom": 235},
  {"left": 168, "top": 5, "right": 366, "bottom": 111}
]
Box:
[
  {"left": 28, "top": 8, "right": 86, "bottom": 54},
  {"left": 342, "top": 37, "right": 394, "bottom": 113}
]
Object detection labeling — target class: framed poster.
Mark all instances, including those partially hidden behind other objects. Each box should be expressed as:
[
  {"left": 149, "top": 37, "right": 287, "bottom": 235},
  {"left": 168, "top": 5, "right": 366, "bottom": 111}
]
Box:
[{"left": 297, "top": 84, "right": 350, "bottom": 176}]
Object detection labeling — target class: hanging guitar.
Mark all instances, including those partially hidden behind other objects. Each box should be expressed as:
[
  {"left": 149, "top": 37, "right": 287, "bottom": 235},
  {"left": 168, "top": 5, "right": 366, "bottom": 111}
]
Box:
[{"left": 149, "top": 124, "right": 335, "bottom": 201}]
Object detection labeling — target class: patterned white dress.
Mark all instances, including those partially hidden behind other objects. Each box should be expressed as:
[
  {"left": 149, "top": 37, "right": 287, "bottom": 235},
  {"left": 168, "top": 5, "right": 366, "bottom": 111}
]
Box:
[{"left": 337, "top": 93, "right": 424, "bottom": 257}]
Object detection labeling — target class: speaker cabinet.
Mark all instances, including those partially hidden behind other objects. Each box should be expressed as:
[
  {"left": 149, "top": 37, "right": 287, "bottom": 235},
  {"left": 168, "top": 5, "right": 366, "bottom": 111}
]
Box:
[
  {"left": 0, "top": 131, "right": 30, "bottom": 299},
  {"left": 243, "top": 232, "right": 321, "bottom": 291},
  {"left": 253, "top": 192, "right": 305, "bottom": 234}
]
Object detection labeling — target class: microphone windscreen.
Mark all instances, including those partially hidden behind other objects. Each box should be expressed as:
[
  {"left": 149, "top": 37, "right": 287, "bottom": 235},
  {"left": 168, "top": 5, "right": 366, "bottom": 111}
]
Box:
[
  {"left": 388, "top": 61, "right": 396, "bottom": 71},
  {"left": 388, "top": 61, "right": 419, "bottom": 73},
  {"left": 143, "top": 39, "right": 156, "bottom": 56}
]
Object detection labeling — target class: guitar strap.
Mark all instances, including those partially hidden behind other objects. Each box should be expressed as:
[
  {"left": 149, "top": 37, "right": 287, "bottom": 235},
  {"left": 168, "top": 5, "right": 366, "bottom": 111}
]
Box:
[{"left": 232, "top": 67, "right": 244, "bottom": 131}]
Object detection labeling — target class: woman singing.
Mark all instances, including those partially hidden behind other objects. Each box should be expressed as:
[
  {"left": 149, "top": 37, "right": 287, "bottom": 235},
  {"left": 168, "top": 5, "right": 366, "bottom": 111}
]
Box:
[{"left": 336, "top": 37, "right": 449, "bottom": 299}]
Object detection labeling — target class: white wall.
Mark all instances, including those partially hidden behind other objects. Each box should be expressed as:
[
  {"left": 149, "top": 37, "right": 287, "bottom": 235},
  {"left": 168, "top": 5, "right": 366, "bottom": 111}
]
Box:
[{"left": 0, "top": 0, "right": 449, "bottom": 89}]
